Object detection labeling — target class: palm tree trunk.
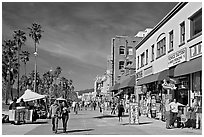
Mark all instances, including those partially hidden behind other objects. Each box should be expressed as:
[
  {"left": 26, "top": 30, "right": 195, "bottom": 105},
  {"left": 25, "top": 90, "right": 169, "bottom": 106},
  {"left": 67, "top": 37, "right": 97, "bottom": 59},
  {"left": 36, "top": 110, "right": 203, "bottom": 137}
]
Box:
[
  {"left": 24, "top": 62, "right": 27, "bottom": 76},
  {"left": 17, "top": 45, "right": 20, "bottom": 98},
  {"left": 34, "top": 42, "right": 37, "bottom": 92},
  {"left": 10, "top": 84, "right": 13, "bottom": 101}
]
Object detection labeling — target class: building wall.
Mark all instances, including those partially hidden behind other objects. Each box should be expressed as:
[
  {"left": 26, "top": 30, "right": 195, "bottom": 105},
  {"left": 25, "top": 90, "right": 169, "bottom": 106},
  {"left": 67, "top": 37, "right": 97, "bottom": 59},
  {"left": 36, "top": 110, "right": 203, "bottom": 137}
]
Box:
[
  {"left": 135, "top": 2, "right": 202, "bottom": 107},
  {"left": 112, "top": 36, "right": 142, "bottom": 84},
  {"left": 136, "top": 2, "right": 202, "bottom": 76}
]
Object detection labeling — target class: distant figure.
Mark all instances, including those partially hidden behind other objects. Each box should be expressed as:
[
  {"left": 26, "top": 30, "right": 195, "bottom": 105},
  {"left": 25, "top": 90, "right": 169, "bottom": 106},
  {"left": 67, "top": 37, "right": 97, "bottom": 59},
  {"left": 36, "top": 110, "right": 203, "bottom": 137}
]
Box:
[
  {"left": 117, "top": 101, "right": 125, "bottom": 122},
  {"left": 111, "top": 102, "right": 116, "bottom": 115},
  {"left": 61, "top": 101, "right": 70, "bottom": 133},
  {"left": 74, "top": 102, "right": 79, "bottom": 114},
  {"left": 19, "top": 98, "right": 25, "bottom": 107},
  {"left": 9, "top": 98, "right": 17, "bottom": 110},
  {"left": 49, "top": 100, "right": 61, "bottom": 134},
  {"left": 93, "top": 101, "right": 97, "bottom": 110}
]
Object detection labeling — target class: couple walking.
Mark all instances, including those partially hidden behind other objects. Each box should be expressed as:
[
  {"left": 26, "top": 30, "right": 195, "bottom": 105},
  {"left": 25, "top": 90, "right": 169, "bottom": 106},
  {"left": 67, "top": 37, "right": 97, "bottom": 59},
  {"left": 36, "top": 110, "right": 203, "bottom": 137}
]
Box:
[{"left": 49, "top": 100, "right": 70, "bottom": 133}]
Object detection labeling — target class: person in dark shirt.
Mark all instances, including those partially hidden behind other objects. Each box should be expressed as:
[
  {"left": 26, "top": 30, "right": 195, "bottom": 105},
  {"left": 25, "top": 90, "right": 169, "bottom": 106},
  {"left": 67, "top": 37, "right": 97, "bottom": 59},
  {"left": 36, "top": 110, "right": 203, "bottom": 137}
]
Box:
[
  {"left": 117, "top": 101, "right": 125, "bottom": 122},
  {"left": 9, "top": 98, "right": 17, "bottom": 110},
  {"left": 19, "top": 98, "right": 25, "bottom": 107}
]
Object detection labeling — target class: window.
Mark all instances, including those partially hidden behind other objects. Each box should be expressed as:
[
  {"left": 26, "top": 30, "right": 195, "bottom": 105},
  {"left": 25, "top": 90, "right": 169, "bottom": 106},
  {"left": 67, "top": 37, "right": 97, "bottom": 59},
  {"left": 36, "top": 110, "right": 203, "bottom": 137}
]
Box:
[
  {"left": 169, "top": 30, "right": 173, "bottom": 51},
  {"left": 146, "top": 49, "right": 148, "bottom": 65},
  {"left": 127, "top": 47, "right": 133, "bottom": 55},
  {"left": 137, "top": 56, "right": 139, "bottom": 70},
  {"left": 119, "top": 46, "right": 125, "bottom": 55},
  {"left": 180, "top": 22, "right": 185, "bottom": 44},
  {"left": 151, "top": 44, "right": 154, "bottom": 61},
  {"left": 126, "top": 60, "right": 133, "bottom": 66},
  {"left": 119, "top": 61, "right": 124, "bottom": 70},
  {"left": 190, "top": 9, "right": 202, "bottom": 37},
  {"left": 157, "top": 37, "right": 166, "bottom": 58},
  {"left": 141, "top": 52, "right": 145, "bottom": 67}
]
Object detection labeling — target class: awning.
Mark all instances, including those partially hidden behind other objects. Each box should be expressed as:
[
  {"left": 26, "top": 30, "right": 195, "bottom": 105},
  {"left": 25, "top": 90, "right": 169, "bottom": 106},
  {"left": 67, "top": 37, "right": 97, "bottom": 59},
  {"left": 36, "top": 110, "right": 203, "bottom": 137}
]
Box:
[
  {"left": 174, "top": 56, "right": 202, "bottom": 77},
  {"left": 137, "top": 69, "right": 169, "bottom": 86},
  {"left": 119, "top": 75, "right": 135, "bottom": 89},
  {"left": 109, "top": 83, "right": 120, "bottom": 91},
  {"left": 114, "top": 90, "right": 124, "bottom": 97}
]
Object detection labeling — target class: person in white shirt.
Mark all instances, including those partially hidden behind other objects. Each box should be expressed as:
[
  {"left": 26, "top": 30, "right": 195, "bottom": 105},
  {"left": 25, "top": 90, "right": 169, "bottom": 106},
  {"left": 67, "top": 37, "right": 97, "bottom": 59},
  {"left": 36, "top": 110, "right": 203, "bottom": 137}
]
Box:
[{"left": 169, "top": 99, "right": 179, "bottom": 128}]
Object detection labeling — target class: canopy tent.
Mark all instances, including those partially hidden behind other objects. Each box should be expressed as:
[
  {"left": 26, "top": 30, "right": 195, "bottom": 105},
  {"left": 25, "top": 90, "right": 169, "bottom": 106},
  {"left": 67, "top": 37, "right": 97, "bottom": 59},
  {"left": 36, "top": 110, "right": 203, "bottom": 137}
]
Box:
[{"left": 17, "top": 89, "right": 46, "bottom": 103}]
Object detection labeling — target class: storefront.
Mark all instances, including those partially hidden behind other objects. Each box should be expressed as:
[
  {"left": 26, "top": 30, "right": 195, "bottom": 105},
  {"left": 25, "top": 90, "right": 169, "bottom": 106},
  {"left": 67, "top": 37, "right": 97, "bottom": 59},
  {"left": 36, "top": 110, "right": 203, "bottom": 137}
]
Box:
[
  {"left": 174, "top": 56, "right": 202, "bottom": 129},
  {"left": 136, "top": 69, "right": 170, "bottom": 120}
]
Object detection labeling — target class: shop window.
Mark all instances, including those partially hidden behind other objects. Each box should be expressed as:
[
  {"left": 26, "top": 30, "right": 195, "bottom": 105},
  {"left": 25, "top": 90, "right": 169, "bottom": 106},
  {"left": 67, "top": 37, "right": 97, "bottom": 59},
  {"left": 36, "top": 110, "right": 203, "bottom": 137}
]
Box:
[
  {"left": 119, "top": 61, "right": 124, "bottom": 70},
  {"left": 151, "top": 44, "right": 154, "bottom": 61},
  {"left": 146, "top": 49, "right": 148, "bottom": 65},
  {"left": 157, "top": 37, "right": 166, "bottom": 58},
  {"left": 119, "top": 46, "right": 125, "bottom": 55},
  {"left": 189, "top": 9, "right": 202, "bottom": 38},
  {"left": 137, "top": 56, "right": 139, "bottom": 70},
  {"left": 169, "top": 30, "right": 173, "bottom": 52},
  {"left": 180, "top": 22, "right": 185, "bottom": 44},
  {"left": 141, "top": 52, "right": 145, "bottom": 67},
  {"left": 192, "top": 71, "right": 201, "bottom": 94}
]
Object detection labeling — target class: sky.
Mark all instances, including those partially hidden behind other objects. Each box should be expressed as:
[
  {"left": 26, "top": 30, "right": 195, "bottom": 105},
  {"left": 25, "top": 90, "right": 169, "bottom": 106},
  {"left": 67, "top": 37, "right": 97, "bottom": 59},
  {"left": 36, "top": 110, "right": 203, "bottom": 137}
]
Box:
[{"left": 2, "top": 2, "right": 178, "bottom": 91}]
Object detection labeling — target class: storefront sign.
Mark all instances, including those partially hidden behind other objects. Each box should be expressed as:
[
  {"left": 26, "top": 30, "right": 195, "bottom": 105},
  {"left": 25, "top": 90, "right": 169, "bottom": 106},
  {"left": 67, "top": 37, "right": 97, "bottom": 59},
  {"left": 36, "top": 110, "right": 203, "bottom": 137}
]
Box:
[
  {"left": 168, "top": 47, "right": 187, "bottom": 67},
  {"left": 144, "top": 66, "right": 153, "bottom": 77},
  {"left": 129, "top": 102, "right": 139, "bottom": 125},
  {"left": 190, "top": 42, "right": 202, "bottom": 59},
  {"left": 136, "top": 70, "right": 143, "bottom": 80},
  {"left": 162, "top": 79, "right": 177, "bottom": 90}
]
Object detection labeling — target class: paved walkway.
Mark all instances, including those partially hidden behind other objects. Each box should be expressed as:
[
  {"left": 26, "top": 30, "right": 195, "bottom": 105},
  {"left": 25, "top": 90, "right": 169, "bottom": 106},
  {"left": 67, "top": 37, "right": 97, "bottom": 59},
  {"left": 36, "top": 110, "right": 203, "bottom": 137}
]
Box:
[{"left": 2, "top": 109, "right": 202, "bottom": 135}]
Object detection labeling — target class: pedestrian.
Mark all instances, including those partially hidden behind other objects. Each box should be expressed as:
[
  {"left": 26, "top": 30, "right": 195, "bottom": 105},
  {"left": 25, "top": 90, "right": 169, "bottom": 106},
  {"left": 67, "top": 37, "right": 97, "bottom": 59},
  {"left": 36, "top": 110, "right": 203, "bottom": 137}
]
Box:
[
  {"left": 60, "top": 101, "right": 70, "bottom": 133},
  {"left": 19, "top": 98, "right": 25, "bottom": 107},
  {"left": 101, "top": 102, "right": 105, "bottom": 115},
  {"left": 74, "top": 102, "right": 79, "bottom": 114},
  {"left": 49, "top": 100, "right": 61, "bottom": 134},
  {"left": 111, "top": 102, "right": 116, "bottom": 115},
  {"left": 190, "top": 108, "right": 196, "bottom": 129},
  {"left": 9, "top": 98, "right": 17, "bottom": 110},
  {"left": 165, "top": 99, "right": 172, "bottom": 129},
  {"left": 169, "top": 99, "right": 179, "bottom": 128},
  {"left": 117, "top": 101, "right": 125, "bottom": 122},
  {"left": 93, "top": 101, "right": 97, "bottom": 110}
]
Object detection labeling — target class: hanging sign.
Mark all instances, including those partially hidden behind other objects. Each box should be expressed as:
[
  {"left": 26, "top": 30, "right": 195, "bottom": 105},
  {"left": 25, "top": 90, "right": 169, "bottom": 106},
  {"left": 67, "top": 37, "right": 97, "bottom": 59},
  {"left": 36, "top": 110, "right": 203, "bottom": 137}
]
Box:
[{"left": 162, "top": 79, "right": 177, "bottom": 90}]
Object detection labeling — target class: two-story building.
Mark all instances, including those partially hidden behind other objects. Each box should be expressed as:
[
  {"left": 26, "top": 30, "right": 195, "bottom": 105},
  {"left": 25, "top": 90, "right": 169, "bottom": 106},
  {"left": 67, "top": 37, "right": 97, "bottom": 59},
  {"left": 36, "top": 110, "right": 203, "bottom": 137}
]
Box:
[{"left": 135, "top": 2, "right": 202, "bottom": 127}]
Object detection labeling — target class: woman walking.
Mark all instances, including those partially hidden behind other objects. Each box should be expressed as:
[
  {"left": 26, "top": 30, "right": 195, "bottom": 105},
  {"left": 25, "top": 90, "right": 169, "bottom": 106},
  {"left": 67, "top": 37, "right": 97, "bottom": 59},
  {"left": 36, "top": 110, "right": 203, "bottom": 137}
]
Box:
[
  {"left": 61, "top": 101, "right": 70, "bottom": 133},
  {"left": 117, "top": 101, "right": 125, "bottom": 122}
]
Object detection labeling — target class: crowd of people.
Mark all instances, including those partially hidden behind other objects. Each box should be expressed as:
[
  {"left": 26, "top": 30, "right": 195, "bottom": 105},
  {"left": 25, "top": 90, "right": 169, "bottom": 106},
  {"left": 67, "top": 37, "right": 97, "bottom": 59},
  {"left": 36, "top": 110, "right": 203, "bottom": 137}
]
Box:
[{"left": 165, "top": 98, "right": 198, "bottom": 129}]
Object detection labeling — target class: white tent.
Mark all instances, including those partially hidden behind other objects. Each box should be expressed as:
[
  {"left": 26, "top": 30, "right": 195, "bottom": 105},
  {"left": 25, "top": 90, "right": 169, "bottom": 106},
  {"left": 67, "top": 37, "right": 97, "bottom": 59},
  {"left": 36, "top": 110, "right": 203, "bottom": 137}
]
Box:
[
  {"left": 17, "top": 89, "right": 46, "bottom": 103},
  {"left": 56, "top": 97, "right": 66, "bottom": 101}
]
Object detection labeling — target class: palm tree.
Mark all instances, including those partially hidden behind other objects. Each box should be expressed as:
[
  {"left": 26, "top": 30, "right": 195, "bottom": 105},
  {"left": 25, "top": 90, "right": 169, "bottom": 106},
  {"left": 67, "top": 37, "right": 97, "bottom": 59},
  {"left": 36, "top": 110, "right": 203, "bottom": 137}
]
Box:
[
  {"left": 13, "top": 30, "right": 27, "bottom": 98},
  {"left": 20, "top": 50, "right": 30, "bottom": 76},
  {"left": 28, "top": 23, "right": 43, "bottom": 92},
  {"left": 53, "top": 66, "right": 62, "bottom": 83},
  {"left": 2, "top": 39, "right": 18, "bottom": 103}
]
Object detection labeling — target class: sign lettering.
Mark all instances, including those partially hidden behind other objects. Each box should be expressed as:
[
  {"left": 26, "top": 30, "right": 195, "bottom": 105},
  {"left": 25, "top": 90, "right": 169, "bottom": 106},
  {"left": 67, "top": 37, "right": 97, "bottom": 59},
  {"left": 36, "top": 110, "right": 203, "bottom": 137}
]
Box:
[{"left": 168, "top": 47, "right": 187, "bottom": 67}]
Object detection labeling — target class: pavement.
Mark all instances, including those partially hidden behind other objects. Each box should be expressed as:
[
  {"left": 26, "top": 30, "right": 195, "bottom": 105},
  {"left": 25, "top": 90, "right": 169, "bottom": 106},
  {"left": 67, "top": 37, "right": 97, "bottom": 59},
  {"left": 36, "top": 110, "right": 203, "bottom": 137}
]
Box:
[{"left": 2, "top": 108, "right": 202, "bottom": 135}]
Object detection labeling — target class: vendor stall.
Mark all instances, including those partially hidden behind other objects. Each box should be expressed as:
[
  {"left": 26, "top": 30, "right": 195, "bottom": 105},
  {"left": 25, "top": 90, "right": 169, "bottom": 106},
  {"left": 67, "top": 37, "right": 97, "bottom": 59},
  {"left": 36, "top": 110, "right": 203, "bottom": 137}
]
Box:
[{"left": 9, "top": 89, "right": 47, "bottom": 124}]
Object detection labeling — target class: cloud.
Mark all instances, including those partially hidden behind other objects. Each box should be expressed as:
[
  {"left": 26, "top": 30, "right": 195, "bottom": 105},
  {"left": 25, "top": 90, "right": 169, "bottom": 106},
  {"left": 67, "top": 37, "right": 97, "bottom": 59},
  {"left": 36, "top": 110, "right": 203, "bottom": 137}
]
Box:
[{"left": 2, "top": 2, "right": 178, "bottom": 90}]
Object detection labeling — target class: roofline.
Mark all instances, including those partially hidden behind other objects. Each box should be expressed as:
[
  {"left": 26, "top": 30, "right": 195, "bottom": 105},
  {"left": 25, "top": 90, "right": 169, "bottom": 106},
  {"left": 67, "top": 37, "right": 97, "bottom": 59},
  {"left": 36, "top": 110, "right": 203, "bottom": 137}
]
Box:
[{"left": 135, "top": 2, "right": 188, "bottom": 50}]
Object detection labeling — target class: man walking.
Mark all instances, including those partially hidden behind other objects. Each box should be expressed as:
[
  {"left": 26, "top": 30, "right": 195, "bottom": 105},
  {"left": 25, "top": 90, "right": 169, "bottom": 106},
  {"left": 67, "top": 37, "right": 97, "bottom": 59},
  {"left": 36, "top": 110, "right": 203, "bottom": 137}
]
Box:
[
  {"left": 169, "top": 99, "right": 179, "bottom": 128},
  {"left": 49, "top": 100, "right": 61, "bottom": 134}
]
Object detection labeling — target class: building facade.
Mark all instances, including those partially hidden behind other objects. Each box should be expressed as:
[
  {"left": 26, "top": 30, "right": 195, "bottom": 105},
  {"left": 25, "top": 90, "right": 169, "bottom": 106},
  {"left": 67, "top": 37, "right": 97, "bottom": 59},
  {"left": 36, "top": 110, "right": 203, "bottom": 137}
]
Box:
[{"left": 135, "top": 2, "right": 202, "bottom": 126}]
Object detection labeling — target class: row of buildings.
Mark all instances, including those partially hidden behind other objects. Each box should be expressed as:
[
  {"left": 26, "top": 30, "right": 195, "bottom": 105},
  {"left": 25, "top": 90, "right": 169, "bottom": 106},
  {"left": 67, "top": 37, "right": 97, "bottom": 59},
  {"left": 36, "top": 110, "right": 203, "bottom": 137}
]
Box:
[{"left": 94, "top": 2, "right": 202, "bottom": 126}]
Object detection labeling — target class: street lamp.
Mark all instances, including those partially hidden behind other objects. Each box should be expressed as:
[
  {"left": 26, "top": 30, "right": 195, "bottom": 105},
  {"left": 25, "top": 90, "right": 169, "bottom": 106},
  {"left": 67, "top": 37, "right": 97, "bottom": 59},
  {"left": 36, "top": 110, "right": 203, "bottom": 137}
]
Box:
[{"left": 33, "top": 51, "right": 38, "bottom": 92}]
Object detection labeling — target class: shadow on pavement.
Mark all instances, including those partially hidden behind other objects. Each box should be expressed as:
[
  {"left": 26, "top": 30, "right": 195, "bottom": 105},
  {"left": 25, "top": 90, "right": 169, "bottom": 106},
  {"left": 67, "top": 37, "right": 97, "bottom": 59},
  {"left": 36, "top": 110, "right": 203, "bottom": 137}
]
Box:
[
  {"left": 122, "top": 121, "right": 152, "bottom": 126},
  {"left": 67, "top": 128, "right": 94, "bottom": 133},
  {"left": 93, "top": 114, "right": 129, "bottom": 119},
  {"left": 25, "top": 121, "right": 48, "bottom": 125}
]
